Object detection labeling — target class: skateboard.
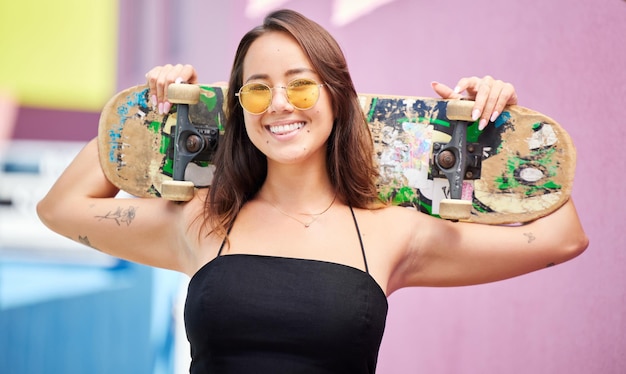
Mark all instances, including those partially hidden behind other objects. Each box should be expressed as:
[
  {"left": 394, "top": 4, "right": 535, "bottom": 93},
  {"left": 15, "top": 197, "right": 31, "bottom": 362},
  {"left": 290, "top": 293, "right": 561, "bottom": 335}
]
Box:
[{"left": 98, "top": 83, "right": 576, "bottom": 224}]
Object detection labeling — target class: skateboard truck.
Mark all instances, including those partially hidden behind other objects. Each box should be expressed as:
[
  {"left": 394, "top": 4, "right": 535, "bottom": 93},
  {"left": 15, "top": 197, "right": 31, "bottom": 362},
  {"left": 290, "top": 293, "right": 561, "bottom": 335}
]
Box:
[
  {"left": 431, "top": 100, "right": 483, "bottom": 221},
  {"left": 161, "top": 83, "right": 218, "bottom": 201}
]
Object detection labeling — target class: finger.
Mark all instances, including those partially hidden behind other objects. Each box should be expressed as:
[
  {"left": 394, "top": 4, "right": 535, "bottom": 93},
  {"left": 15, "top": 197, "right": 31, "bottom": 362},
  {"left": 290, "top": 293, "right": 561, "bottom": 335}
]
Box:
[
  {"left": 164, "top": 65, "right": 188, "bottom": 114},
  {"left": 488, "top": 82, "right": 518, "bottom": 125},
  {"left": 476, "top": 77, "right": 521, "bottom": 130},
  {"left": 479, "top": 84, "right": 502, "bottom": 130},
  {"left": 152, "top": 64, "right": 174, "bottom": 111},
  {"left": 501, "top": 81, "right": 518, "bottom": 106},
  {"left": 164, "top": 64, "right": 198, "bottom": 87},
  {"left": 431, "top": 81, "right": 462, "bottom": 99},
  {"left": 180, "top": 64, "right": 198, "bottom": 84},
  {"left": 452, "top": 76, "right": 480, "bottom": 98},
  {"left": 145, "top": 66, "right": 164, "bottom": 109},
  {"left": 470, "top": 76, "right": 498, "bottom": 130},
  {"left": 162, "top": 64, "right": 187, "bottom": 103}
]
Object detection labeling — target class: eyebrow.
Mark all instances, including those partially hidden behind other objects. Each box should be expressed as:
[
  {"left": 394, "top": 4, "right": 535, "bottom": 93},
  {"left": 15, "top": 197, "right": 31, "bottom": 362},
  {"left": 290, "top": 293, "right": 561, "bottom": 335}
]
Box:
[{"left": 244, "top": 68, "right": 316, "bottom": 83}]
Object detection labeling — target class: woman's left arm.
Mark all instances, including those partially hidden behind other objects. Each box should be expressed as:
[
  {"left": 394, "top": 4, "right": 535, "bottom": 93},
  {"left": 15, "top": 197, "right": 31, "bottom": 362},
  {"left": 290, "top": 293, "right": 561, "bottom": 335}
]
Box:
[
  {"left": 386, "top": 76, "right": 588, "bottom": 291},
  {"left": 393, "top": 199, "right": 588, "bottom": 289}
]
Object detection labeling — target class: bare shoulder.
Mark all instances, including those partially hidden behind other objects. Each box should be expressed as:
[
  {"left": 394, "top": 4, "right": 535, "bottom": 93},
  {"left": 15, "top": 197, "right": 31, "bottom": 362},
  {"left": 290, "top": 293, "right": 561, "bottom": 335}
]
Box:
[
  {"left": 350, "top": 205, "right": 435, "bottom": 293},
  {"left": 353, "top": 204, "right": 425, "bottom": 251},
  {"left": 353, "top": 204, "right": 434, "bottom": 239}
]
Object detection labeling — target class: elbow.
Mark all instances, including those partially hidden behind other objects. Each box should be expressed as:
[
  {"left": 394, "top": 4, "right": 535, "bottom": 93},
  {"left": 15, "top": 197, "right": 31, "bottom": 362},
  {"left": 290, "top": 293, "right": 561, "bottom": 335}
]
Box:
[
  {"left": 547, "top": 199, "right": 589, "bottom": 264},
  {"left": 36, "top": 197, "right": 52, "bottom": 229},
  {"left": 36, "top": 195, "right": 61, "bottom": 232},
  {"left": 561, "top": 230, "right": 589, "bottom": 263},
  {"left": 573, "top": 232, "right": 590, "bottom": 258}
]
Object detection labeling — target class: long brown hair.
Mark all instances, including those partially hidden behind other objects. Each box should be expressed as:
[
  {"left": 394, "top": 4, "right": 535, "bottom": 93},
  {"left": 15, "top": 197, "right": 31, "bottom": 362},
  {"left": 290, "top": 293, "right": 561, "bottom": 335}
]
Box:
[{"left": 205, "top": 9, "right": 380, "bottom": 237}]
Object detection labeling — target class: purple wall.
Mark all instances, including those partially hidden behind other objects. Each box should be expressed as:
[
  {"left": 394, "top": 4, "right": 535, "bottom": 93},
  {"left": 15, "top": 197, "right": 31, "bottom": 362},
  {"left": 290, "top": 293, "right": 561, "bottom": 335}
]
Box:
[
  {"left": 13, "top": 107, "right": 99, "bottom": 141},
  {"left": 18, "top": 0, "right": 625, "bottom": 372}
]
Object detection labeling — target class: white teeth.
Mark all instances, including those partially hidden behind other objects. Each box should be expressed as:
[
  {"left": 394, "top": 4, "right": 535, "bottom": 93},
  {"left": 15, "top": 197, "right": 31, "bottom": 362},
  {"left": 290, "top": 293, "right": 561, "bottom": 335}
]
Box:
[{"left": 269, "top": 122, "right": 304, "bottom": 134}]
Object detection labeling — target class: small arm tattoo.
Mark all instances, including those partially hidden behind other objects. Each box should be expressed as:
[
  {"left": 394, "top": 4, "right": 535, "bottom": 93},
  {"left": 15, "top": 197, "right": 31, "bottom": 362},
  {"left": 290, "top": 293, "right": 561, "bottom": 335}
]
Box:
[
  {"left": 95, "top": 206, "right": 137, "bottom": 226},
  {"left": 78, "top": 235, "right": 95, "bottom": 248},
  {"left": 523, "top": 232, "right": 536, "bottom": 244},
  {"left": 79, "top": 235, "right": 104, "bottom": 252}
]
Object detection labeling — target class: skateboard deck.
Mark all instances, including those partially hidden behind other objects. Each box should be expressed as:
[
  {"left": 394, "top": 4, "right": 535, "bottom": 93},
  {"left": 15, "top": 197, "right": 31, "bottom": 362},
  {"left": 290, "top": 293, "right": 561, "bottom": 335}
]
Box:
[{"left": 98, "top": 84, "right": 576, "bottom": 224}]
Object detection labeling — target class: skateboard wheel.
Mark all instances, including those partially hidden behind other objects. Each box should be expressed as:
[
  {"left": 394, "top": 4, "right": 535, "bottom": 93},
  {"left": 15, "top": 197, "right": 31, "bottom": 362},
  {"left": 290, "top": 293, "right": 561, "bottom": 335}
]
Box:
[
  {"left": 439, "top": 199, "right": 472, "bottom": 221},
  {"left": 447, "top": 100, "right": 474, "bottom": 122},
  {"left": 168, "top": 84, "right": 200, "bottom": 105},
  {"left": 161, "top": 180, "right": 195, "bottom": 202}
]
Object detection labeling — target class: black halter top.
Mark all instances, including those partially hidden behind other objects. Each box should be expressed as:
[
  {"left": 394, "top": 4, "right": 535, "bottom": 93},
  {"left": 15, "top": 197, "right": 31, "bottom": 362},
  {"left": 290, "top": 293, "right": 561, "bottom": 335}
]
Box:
[{"left": 184, "top": 207, "right": 388, "bottom": 373}]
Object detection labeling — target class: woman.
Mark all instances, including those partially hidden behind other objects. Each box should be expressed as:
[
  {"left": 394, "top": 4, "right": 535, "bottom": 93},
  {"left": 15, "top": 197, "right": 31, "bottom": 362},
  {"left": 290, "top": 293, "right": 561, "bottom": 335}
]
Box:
[{"left": 38, "top": 9, "right": 588, "bottom": 373}]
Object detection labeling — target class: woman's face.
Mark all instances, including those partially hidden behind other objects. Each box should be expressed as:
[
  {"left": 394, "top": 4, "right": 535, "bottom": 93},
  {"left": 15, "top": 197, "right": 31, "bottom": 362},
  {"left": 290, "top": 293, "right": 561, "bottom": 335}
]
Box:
[{"left": 240, "top": 31, "right": 334, "bottom": 166}]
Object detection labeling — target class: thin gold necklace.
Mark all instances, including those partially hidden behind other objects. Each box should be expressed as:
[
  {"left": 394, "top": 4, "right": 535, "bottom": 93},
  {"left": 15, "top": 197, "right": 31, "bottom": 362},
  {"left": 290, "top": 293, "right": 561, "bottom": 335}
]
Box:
[{"left": 264, "top": 193, "right": 337, "bottom": 228}]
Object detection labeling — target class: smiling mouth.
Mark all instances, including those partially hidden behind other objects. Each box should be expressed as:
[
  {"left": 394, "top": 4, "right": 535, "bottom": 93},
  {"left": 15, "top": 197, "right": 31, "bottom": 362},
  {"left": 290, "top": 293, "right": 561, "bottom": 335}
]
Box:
[{"left": 268, "top": 122, "right": 305, "bottom": 135}]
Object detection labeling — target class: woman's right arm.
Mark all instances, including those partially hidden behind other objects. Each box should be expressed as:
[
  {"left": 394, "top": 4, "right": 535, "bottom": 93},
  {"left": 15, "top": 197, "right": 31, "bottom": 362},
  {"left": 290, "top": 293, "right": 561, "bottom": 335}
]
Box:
[{"left": 37, "top": 138, "right": 199, "bottom": 273}]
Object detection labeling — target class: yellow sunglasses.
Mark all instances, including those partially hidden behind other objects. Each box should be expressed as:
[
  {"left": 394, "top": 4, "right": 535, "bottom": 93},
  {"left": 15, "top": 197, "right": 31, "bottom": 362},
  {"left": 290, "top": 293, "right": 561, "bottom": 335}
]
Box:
[{"left": 235, "top": 78, "right": 325, "bottom": 115}]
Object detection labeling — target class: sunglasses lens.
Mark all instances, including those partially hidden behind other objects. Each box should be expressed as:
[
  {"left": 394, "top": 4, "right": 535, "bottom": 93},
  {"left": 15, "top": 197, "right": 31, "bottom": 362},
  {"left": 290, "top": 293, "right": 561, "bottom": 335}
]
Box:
[
  {"left": 239, "top": 83, "right": 271, "bottom": 114},
  {"left": 287, "top": 79, "right": 320, "bottom": 110},
  {"left": 238, "top": 79, "right": 322, "bottom": 114}
]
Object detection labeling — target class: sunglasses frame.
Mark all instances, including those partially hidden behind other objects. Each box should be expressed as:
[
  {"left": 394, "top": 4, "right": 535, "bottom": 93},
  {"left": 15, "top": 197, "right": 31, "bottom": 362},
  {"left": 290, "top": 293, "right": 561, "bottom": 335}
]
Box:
[{"left": 235, "top": 78, "right": 326, "bottom": 115}]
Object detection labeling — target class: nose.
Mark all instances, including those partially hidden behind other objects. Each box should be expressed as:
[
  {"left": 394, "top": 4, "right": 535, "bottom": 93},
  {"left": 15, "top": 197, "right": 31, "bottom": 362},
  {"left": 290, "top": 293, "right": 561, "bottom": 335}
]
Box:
[{"left": 268, "top": 86, "right": 294, "bottom": 113}]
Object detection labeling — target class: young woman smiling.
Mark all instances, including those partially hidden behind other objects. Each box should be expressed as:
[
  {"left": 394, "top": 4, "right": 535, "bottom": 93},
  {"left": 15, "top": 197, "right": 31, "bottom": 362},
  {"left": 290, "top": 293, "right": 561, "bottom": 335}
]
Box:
[{"left": 38, "top": 9, "right": 588, "bottom": 373}]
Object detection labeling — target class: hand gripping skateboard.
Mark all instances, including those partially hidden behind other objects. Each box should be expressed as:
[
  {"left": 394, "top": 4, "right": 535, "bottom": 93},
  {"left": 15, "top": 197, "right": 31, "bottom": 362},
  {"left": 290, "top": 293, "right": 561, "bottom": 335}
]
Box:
[{"left": 98, "top": 83, "right": 576, "bottom": 224}]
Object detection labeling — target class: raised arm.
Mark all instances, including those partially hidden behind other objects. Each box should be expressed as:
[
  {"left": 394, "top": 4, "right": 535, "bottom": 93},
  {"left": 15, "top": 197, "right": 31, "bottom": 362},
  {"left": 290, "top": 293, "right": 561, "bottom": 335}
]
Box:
[
  {"left": 386, "top": 76, "right": 588, "bottom": 291},
  {"left": 388, "top": 198, "right": 588, "bottom": 291},
  {"left": 37, "top": 138, "right": 201, "bottom": 273}
]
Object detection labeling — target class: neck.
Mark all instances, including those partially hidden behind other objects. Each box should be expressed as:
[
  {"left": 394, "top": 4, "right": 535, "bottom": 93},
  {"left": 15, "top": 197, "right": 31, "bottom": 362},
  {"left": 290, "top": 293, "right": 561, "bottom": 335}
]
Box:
[{"left": 260, "top": 156, "right": 335, "bottom": 209}]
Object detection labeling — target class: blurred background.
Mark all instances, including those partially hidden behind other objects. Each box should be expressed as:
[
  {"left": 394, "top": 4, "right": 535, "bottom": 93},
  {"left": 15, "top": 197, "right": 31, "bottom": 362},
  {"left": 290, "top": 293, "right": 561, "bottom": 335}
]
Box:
[{"left": 0, "top": 0, "right": 624, "bottom": 373}]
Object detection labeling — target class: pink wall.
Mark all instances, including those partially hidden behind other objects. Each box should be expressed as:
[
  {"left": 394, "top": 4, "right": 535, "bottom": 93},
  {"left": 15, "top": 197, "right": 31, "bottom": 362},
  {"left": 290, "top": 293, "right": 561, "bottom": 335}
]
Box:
[
  {"left": 8, "top": 1, "right": 622, "bottom": 372},
  {"left": 83, "top": 0, "right": 626, "bottom": 372}
]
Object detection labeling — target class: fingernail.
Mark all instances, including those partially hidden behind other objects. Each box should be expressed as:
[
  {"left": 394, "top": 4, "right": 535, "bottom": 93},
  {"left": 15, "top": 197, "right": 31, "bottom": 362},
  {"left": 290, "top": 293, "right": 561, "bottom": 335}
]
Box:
[
  {"left": 175, "top": 77, "right": 184, "bottom": 84},
  {"left": 472, "top": 109, "right": 481, "bottom": 121},
  {"left": 431, "top": 81, "right": 439, "bottom": 89},
  {"left": 158, "top": 102, "right": 164, "bottom": 115},
  {"left": 454, "top": 86, "right": 462, "bottom": 94},
  {"left": 163, "top": 102, "right": 171, "bottom": 114},
  {"left": 151, "top": 95, "right": 157, "bottom": 107},
  {"left": 479, "top": 118, "right": 488, "bottom": 131},
  {"left": 490, "top": 111, "right": 499, "bottom": 123}
]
